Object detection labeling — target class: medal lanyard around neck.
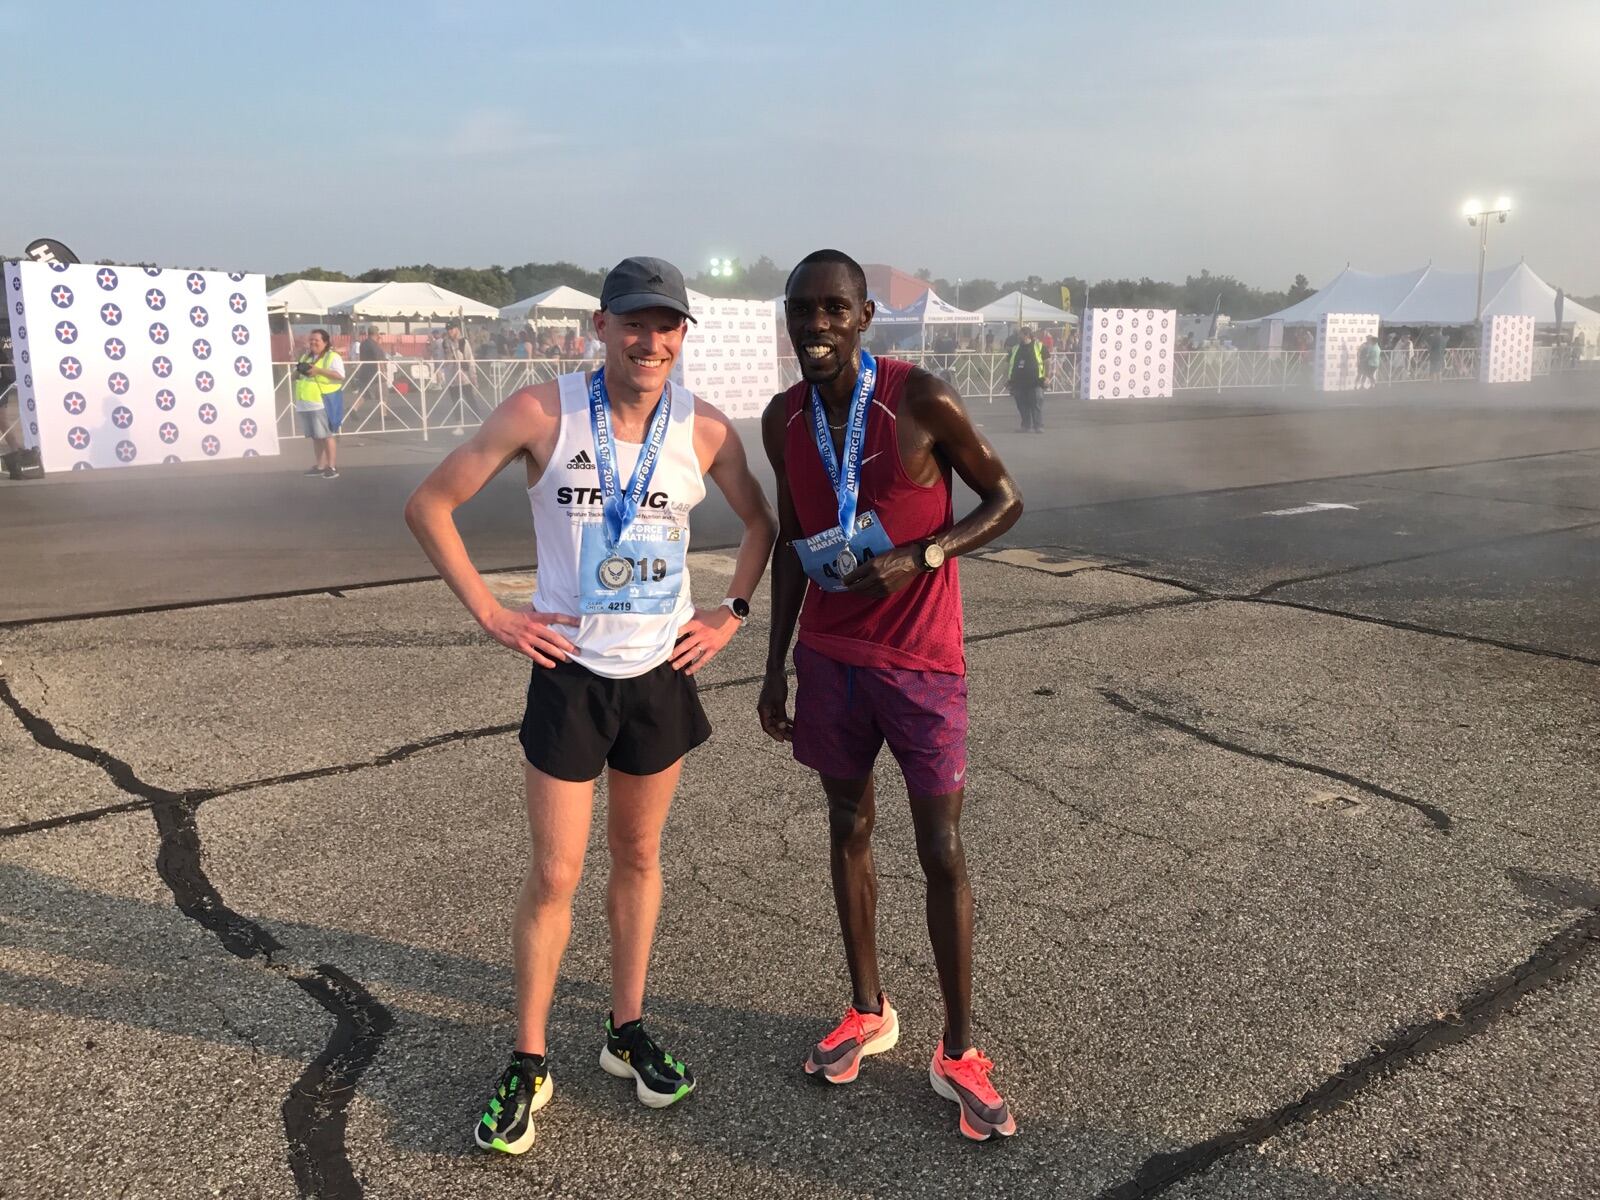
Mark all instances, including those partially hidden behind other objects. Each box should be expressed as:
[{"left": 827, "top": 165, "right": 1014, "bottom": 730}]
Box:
[
  {"left": 809, "top": 349, "right": 876, "bottom": 537},
  {"left": 588, "top": 368, "right": 672, "bottom": 548}
]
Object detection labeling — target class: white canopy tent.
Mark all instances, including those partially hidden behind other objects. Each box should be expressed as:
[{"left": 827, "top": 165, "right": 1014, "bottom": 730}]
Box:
[
  {"left": 326, "top": 281, "right": 499, "bottom": 321},
  {"left": 872, "top": 289, "right": 985, "bottom": 327},
  {"left": 499, "top": 284, "right": 601, "bottom": 323},
  {"left": 1258, "top": 262, "right": 1600, "bottom": 329},
  {"left": 266, "top": 279, "right": 380, "bottom": 317},
  {"left": 975, "top": 290, "right": 1078, "bottom": 326}
]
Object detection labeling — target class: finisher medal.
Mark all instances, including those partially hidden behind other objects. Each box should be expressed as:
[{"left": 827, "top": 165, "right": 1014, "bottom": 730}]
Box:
[
  {"left": 598, "top": 555, "right": 633, "bottom": 589},
  {"left": 587, "top": 367, "right": 672, "bottom": 593},
  {"left": 835, "top": 546, "right": 858, "bottom": 577}
]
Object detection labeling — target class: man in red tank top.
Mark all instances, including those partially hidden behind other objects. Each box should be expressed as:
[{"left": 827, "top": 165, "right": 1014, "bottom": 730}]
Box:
[{"left": 759, "top": 250, "right": 1024, "bottom": 1141}]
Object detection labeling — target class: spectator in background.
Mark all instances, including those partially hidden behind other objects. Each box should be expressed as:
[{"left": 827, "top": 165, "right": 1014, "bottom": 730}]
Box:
[
  {"left": 1357, "top": 334, "right": 1380, "bottom": 389},
  {"left": 439, "top": 319, "right": 491, "bottom": 421},
  {"left": 294, "top": 329, "right": 346, "bottom": 478},
  {"left": 1008, "top": 327, "right": 1047, "bottom": 432},
  {"left": 348, "top": 327, "right": 387, "bottom": 416},
  {"left": 1428, "top": 326, "right": 1447, "bottom": 379}
]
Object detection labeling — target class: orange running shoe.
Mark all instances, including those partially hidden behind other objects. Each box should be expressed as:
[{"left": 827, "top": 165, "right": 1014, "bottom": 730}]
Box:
[
  {"left": 929, "top": 1039, "right": 1017, "bottom": 1140},
  {"left": 803, "top": 995, "right": 899, "bottom": 1084}
]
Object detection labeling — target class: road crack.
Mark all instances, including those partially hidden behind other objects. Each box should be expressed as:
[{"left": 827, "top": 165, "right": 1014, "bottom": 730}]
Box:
[{"left": 1, "top": 676, "right": 391, "bottom": 1200}]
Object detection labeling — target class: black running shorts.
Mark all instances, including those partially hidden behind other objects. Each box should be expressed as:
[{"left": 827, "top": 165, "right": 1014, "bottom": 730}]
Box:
[{"left": 519, "top": 658, "right": 712, "bottom": 782}]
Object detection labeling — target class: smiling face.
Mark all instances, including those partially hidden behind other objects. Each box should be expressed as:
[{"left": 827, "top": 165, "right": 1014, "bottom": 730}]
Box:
[
  {"left": 308, "top": 331, "right": 328, "bottom": 355},
  {"left": 785, "top": 262, "right": 874, "bottom": 388},
  {"left": 594, "top": 306, "right": 687, "bottom": 396}
]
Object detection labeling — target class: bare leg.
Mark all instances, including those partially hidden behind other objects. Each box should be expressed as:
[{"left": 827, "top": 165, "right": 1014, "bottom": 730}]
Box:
[
  {"left": 513, "top": 763, "right": 595, "bottom": 1055},
  {"left": 823, "top": 774, "right": 883, "bottom": 1011},
  {"left": 604, "top": 759, "right": 684, "bottom": 1025},
  {"left": 910, "top": 790, "right": 973, "bottom": 1054}
]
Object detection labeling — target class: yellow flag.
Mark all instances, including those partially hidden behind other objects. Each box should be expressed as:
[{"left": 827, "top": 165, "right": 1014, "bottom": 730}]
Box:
[{"left": 1060, "top": 286, "right": 1072, "bottom": 311}]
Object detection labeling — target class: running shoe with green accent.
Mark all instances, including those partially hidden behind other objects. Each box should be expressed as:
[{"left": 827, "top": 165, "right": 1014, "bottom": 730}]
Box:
[
  {"left": 929, "top": 1039, "right": 1017, "bottom": 1141},
  {"left": 803, "top": 994, "right": 899, "bottom": 1084},
  {"left": 599, "top": 1015, "right": 695, "bottom": 1109},
  {"left": 473, "top": 1052, "right": 553, "bottom": 1154}
]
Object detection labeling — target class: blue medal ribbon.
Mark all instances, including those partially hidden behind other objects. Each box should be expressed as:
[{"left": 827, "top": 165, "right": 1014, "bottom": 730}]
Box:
[
  {"left": 809, "top": 349, "right": 876, "bottom": 538},
  {"left": 588, "top": 368, "right": 672, "bottom": 549}
]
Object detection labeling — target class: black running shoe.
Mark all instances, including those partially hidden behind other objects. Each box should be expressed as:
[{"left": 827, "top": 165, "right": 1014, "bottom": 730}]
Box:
[
  {"left": 599, "top": 1015, "right": 695, "bottom": 1108},
  {"left": 473, "top": 1053, "right": 552, "bottom": 1154}
]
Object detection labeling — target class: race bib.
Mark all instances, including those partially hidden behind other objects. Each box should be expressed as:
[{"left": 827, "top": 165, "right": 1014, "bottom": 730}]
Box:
[
  {"left": 793, "top": 510, "right": 896, "bottom": 593},
  {"left": 578, "top": 521, "right": 687, "bottom": 615}
]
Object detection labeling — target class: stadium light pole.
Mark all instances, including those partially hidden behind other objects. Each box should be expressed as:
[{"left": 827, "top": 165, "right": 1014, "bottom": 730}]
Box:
[{"left": 1462, "top": 197, "right": 1511, "bottom": 322}]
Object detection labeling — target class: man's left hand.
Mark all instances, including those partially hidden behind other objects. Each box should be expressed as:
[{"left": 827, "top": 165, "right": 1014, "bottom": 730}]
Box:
[
  {"left": 671, "top": 605, "right": 741, "bottom": 675},
  {"left": 843, "top": 546, "right": 923, "bottom": 598}
]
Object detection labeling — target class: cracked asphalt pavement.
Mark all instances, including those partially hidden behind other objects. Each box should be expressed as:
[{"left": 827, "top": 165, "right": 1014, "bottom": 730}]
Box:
[{"left": 2, "top": 377, "right": 1598, "bottom": 1198}]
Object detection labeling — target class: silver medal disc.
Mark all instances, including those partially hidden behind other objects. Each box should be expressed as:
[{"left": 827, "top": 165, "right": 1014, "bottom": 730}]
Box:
[
  {"left": 598, "top": 555, "right": 633, "bottom": 589},
  {"left": 835, "top": 546, "right": 858, "bottom": 577}
]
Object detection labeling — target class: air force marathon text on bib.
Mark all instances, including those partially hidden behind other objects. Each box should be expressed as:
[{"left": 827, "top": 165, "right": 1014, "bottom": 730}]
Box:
[{"left": 794, "top": 349, "right": 896, "bottom": 592}]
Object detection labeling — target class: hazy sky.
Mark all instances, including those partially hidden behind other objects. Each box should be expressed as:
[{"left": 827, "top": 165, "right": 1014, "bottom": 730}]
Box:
[{"left": 6, "top": 1, "right": 1598, "bottom": 292}]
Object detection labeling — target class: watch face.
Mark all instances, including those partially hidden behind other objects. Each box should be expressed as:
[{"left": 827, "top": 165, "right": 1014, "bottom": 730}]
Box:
[
  {"left": 728, "top": 598, "right": 750, "bottom": 619},
  {"left": 922, "top": 543, "right": 946, "bottom": 569}
]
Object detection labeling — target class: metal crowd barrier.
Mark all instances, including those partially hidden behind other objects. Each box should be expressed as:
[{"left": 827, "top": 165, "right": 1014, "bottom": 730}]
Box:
[{"left": 6, "top": 351, "right": 1582, "bottom": 449}]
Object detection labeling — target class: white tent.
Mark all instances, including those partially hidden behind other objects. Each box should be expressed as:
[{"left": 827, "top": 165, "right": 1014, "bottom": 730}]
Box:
[
  {"left": 872, "top": 289, "right": 984, "bottom": 326},
  {"left": 326, "top": 281, "right": 499, "bottom": 321},
  {"left": 499, "top": 284, "right": 601, "bottom": 322},
  {"left": 266, "top": 279, "right": 380, "bottom": 317},
  {"left": 1259, "top": 262, "right": 1600, "bottom": 328},
  {"left": 976, "top": 290, "right": 1078, "bottom": 326}
]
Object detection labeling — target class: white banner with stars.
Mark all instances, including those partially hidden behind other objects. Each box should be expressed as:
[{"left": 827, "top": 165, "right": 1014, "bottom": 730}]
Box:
[{"left": 4, "top": 260, "right": 277, "bottom": 472}]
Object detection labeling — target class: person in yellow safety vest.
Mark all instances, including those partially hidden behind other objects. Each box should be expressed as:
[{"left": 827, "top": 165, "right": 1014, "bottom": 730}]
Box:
[
  {"left": 293, "top": 328, "right": 346, "bottom": 478},
  {"left": 1007, "top": 327, "right": 1047, "bottom": 433}
]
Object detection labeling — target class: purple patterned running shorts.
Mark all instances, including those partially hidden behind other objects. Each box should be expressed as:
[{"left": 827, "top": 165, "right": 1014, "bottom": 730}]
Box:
[{"left": 792, "top": 641, "right": 969, "bottom": 797}]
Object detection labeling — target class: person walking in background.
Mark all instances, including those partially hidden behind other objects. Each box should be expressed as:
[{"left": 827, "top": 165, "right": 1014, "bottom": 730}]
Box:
[
  {"left": 294, "top": 329, "right": 346, "bottom": 478},
  {"left": 1357, "top": 334, "right": 1380, "bottom": 389},
  {"left": 1007, "top": 327, "right": 1047, "bottom": 432},
  {"left": 353, "top": 327, "right": 387, "bottom": 415},
  {"left": 440, "top": 319, "right": 490, "bottom": 421}
]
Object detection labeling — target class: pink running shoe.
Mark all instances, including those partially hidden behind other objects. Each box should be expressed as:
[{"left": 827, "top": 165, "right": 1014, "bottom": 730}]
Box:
[
  {"left": 929, "top": 1039, "right": 1017, "bottom": 1140},
  {"left": 803, "top": 996, "right": 899, "bottom": 1084}
]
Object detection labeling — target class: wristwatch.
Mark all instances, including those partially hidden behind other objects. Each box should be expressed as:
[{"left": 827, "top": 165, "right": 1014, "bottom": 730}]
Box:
[
  {"left": 721, "top": 596, "right": 750, "bottom": 620},
  {"left": 915, "top": 541, "right": 947, "bottom": 572}
]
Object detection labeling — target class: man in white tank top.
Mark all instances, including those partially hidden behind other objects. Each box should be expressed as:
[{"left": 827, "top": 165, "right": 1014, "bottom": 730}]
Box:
[{"left": 405, "top": 257, "right": 776, "bottom": 1154}]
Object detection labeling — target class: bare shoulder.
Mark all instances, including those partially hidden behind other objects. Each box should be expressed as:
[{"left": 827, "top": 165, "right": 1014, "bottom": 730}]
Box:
[
  {"left": 487, "top": 379, "right": 565, "bottom": 470},
  {"left": 901, "top": 364, "right": 967, "bottom": 422},
  {"left": 501, "top": 379, "right": 563, "bottom": 426}
]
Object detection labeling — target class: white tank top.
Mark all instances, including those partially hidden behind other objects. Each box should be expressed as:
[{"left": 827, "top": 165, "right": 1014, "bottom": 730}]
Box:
[{"left": 528, "top": 372, "right": 705, "bottom": 678}]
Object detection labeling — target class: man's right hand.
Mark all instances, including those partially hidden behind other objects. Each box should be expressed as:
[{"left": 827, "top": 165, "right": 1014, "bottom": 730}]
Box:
[
  {"left": 757, "top": 668, "right": 794, "bottom": 743},
  {"left": 480, "top": 603, "right": 580, "bottom": 667}
]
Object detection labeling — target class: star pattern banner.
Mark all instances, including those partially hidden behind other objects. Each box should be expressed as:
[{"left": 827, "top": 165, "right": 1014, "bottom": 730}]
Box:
[
  {"left": 1313, "top": 313, "right": 1379, "bottom": 392},
  {"left": 1479, "top": 315, "right": 1534, "bottom": 383},
  {"left": 3, "top": 260, "right": 277, "bottom": 472},
  {"left": 675, "top": 298, "right": 779, "bottom": 420},
  {"left": 1078, "top": 308, "right": 1175, "bottom": 400}
]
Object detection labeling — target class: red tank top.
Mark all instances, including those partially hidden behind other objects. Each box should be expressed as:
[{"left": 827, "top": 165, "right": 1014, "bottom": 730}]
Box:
[{"left": 784, "top": 357, "right": 964, "bottom": 675}]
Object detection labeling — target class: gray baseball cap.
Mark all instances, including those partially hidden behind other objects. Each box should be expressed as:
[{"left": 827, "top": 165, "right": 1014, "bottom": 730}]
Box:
[{"left": 600, "top": 256, "right": 696, "bottom": 323}]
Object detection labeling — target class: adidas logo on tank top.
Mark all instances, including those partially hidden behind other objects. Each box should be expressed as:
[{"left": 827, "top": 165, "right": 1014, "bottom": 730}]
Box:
[{"left": 566, "top": 449, "right": 595, "bottom": 470}]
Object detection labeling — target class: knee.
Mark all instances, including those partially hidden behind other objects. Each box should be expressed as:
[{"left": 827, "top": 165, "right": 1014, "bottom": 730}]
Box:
[
  {"left": 828, "top": 802, "right": 873, "bottom": 851},
  {"left": 915, "top": 825, "right": 967, "bottom": 887},
  {"left": 525, "top": 855, "right": 583, "bottom": 905},
  {"left": 607, "top": 831, "right": 660, "bottom": 876}
]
